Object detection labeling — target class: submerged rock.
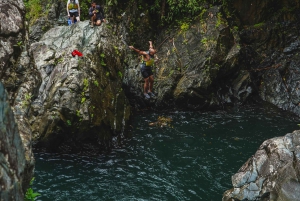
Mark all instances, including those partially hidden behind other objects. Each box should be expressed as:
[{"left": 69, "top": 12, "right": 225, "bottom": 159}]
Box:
[
  {"left": 223, "top": 130, "right": 300, "bottom": 201},
  {"left": 148, "top": 116, "right": 172, "bottom": 127}
]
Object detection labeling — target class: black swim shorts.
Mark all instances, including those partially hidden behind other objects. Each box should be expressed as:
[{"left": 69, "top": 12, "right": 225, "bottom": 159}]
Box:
[
  {"left": 69, "top": 11, "right": 79, "bottom": 17},
  {"left": 140, "top": 64, "right": 153, "bottom": 78}
]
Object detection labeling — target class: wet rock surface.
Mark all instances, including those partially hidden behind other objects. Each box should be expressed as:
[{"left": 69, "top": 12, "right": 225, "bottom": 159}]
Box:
[{"left": 223, "top": 130, "right": 300, "bottom": 201}]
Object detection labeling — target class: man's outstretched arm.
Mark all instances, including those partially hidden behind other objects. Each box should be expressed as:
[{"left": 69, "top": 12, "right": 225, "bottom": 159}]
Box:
[{"left": 129, "top": 46, "right": 147, "bottom": 55}]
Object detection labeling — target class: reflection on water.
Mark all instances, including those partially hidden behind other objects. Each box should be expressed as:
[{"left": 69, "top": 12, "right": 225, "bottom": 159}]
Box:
[{"left": 33, "top": 105, "right": 299, "bottom": 201}]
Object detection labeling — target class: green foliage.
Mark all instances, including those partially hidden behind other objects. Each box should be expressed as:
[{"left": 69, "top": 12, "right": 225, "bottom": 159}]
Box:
[
  {"left": 25, "top": 178, "right": 40, "bottom": 201},
  {"left": 201, "top": 37, "right": 216, "bottom": 49},
  {"left": 100, "top": 53, "right": 106, "bottom": 66},
  {"left": 106, "top": 72, "right": 110, "bottom": 77},
  {"left": 201, "top": 37, "right": 208, "bottom": 44},
  {"left": 79, "top": 78, "right": 88, "bottom": 104},
  {"left": 101, "top": 60, "right": 106, "bottom": 66},
  {"left": 215, "top": 12, "right": 223, "bottom": 28},
  {"left": 93, "top": 80, "right": 99, "bottom": 87},
  {"left": 24, "top": 0, "right": 42, "bottom": 24},
  {"left": 151, "top": 0, "right": 204, "bottom": 24},
  {"left": 17, "top": 41, "right": 23, "bottom": 47},
  {"left": 22, "top": 93, "right": 32, "bottom": 108},
  {"left": 80, "top": 1, "right": 90, "bottom": 20},
  {"left": 118, "top": 71, "right": 123, "bottom": 78},
  {"left": 114, "top": 46, "right": 120, "bottom": 56},
  {"left": 180, "top": 22, "right": 190, "bottom": 32},
  {"left": 232, "top": 26, "right": 238, "bottom": 32},
  {"left": 54, "top": 57, "right": 64, "bottom": 65},
  {"left": 83, "top": 78, "right": 89, "bottom": 91},
  {"left": 76, "top": 110, "right": 81, "bottom": 117},
  {"left": 66, "top": 120, "right": 72, "bottom": 126},
  {"left": 129, "top": 22, "right": 134, "bottom": 32},
  {"left": 253, "top": 22, "right": 265, "bottom": 29}
]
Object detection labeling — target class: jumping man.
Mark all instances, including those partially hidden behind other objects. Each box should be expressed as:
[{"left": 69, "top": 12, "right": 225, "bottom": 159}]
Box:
[{"left": 129, "top": 41, "right": 157, "bottom": 99}]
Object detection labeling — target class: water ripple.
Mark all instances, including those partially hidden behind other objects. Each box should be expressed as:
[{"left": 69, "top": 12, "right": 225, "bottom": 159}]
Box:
[{"left": 34, "top": 105, "right": 299, "bottom": 201}]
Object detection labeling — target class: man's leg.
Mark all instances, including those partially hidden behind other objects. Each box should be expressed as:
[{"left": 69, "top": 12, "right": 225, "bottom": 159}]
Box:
[
  {"left": 144, "top": 77, "right": 150, "bottom": 94},
  {"left": 147, "top": 75, "right": 156, "bottom": 97},
  {"left": 148, "top": 75, "right": 154, "bottom": 92},
  {"left": 143, "top": 77, "right": 150, "bottom": 99},
  {"left": 95, "top": 19, "right": 102, "bottom": 26},
  {"left": 71, "top": 14, "right": 75, "bottom": 23},
  {"left": 90, "top": 15, "right": 95, "bottom": 27}
]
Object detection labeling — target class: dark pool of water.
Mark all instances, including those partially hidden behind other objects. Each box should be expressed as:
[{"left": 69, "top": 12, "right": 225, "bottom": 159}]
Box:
[{"left": 33, "top": 105, "right": 300, "bottom": 201}]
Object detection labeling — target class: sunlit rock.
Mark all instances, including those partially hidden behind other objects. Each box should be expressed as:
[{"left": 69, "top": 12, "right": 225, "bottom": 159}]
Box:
[
  {"left": 223, "top": 130, "right": 300, "bottom": 201},
  {"left": 29, "top": 21, "right": 131, "bottom": 154}
]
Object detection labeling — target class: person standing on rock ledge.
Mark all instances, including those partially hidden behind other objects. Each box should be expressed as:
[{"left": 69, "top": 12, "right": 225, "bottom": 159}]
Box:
[
  {"left": 89, "top": 0, "right": 106, "bottom": 28},
  {"left": 67, "top": 0, "right": 80, "bottom": 24},
  {"left": 129, "top": 41, "right": 157, "bottom": 99}
]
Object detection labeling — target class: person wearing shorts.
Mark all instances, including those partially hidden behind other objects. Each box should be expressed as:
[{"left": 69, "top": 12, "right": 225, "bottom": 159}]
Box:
[
  {"left": 67, "top": 0, "right": 80, "bottom": 24},
  {"left": 129, "top": 41, "right": 157, "bottom": 99},
  {"left": 89, "top": 0, "right": 106, "bottom": 28}
]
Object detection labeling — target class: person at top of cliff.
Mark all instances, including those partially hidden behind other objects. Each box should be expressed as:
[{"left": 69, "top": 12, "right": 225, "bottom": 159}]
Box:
[
  {"left": 129, "top": 41, "right": 157, "bottom": 99},
  {"left": 89, "top": 0, "right": 106, "bottom": 28},
  {"left": 67, "top": 0, "right": 80, "bottom": 24}
]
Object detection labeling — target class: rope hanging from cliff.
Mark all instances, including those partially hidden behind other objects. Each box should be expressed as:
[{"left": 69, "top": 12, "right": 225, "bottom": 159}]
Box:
[{"left": 247, "top": 63, "right": 282, "bottom": 72}]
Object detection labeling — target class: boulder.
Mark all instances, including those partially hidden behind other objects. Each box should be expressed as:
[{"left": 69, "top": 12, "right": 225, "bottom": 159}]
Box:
[{"left": 223, "top": 130, "right": 300, "bottom": 201}]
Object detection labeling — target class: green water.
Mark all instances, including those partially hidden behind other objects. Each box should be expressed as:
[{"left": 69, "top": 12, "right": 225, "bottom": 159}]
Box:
[{"left": 33, "top": 105, "right": 299, "bottom": 201}]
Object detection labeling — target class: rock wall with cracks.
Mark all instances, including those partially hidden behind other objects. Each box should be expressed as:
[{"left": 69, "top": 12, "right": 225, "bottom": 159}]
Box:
[
  {"left": 0, "top": 0, "right": 35, "bottom": 195},
  {"left": 122, "top": 0, "right": 300, "bottom": 118},
  {"left": 0, "top": 82, "right": 28, "bottom": 200},
  {"left": 29, "top": 21, "right": 131, "bottom": 154},
  {"left": 223, "top": 130, "right": 300, "bottom": 201},
  {"left": 124, "top": 6, "right": 251, "bottom": 110}
]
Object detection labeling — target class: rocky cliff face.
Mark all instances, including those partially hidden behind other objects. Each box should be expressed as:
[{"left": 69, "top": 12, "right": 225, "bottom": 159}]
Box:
[
  {"left": 123, "top": 0, "right": 300, "bottom": 117},
  {"left": 223, "top": 130, "right": 300, "bottom": 201},
  {"left": 2, "top": 0, "right": 300, "bottom": 198},
  {"left": 28, "top": 21, "right": 131, "bottom": 154},
  {"left": 230, "top": 0, "right": 300, "bottom": 117},
  {"left": 0, "top": 0, "right": 35, "bottom": 195},
  {"left": 0, "top": 82, "right": 29, "bottom": 200},
  {"left": 124, "top": 5, "right": 251, "bottom": 110}
]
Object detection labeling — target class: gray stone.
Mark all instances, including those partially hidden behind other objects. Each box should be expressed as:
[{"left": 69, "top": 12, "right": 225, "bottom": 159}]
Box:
[
  {"left": 0, "top": 82, "right": 26, "bottom": 200},
  {"left": 28, "top": 21, "right": 131, "bottom": 153},
  {"left": 223, "top": 130, "right": 300, "bottom": 201}
]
